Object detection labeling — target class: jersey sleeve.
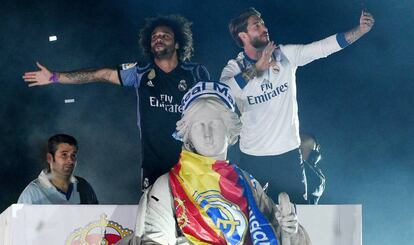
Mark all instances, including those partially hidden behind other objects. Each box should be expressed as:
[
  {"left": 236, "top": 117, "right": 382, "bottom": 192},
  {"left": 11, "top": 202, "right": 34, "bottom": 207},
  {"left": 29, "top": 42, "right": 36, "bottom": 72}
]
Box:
[
  {"left": 281, "top": 34, "right": 345, "bottom": 67},
  {"left": 17, "top": 183, "right": 40, "bottom": 204},
  {"left": 117, "top": 62, "right": 139, "bottom": 87},
  {"left": 220, "top": 59, "right": 245, "bottom": 102}
]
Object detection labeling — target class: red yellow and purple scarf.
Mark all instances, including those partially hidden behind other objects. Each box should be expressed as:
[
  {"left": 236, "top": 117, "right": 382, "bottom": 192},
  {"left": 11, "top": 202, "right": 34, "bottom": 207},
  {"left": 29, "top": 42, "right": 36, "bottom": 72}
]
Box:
[{"left": 169, "top": 150, "right": 278, "bottom": 245}]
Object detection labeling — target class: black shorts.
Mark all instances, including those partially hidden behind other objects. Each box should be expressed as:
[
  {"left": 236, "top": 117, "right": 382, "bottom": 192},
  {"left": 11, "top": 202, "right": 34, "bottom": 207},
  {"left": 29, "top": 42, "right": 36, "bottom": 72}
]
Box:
[{"left": 238, "top": 148, "right": 307, "bottom": 204}]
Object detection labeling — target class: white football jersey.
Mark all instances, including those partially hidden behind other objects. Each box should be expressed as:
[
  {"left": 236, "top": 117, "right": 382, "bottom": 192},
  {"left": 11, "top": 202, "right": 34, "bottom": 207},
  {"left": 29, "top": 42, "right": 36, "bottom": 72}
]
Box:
[{"left": 221, "top": 34, "right": 343, "bottom": 156}]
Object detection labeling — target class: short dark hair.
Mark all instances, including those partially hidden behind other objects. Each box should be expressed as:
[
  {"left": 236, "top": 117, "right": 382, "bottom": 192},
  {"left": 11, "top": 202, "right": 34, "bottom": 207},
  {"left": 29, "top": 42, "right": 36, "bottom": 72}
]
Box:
[
  {"left": 229, "top": 7, "right": 262, "bottom": 47},
  {"left": 139, "top": 15, "right": 194, "bottom": 62},
  {"left": 48, "top": 134, "right": 78, "bottom": 157}
]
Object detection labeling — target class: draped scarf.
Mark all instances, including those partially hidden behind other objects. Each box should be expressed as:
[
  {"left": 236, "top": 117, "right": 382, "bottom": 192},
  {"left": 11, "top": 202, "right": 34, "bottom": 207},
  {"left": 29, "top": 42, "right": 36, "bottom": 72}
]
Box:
[{"left": 169, "top": 150, "right": 278, "bottom": 244}]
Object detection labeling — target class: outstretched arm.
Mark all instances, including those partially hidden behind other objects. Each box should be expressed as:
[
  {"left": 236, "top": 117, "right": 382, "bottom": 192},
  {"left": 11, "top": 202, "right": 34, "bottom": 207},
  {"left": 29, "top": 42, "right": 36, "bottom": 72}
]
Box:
[
  {"left": 282, "top": 11, "right": 375, "bottom": 67},
  {"left": 23, "top": 62, "right": 120, "bottom": 87},
  {"left": 344, "top": 11, "right": 375, "bottom": 45}
]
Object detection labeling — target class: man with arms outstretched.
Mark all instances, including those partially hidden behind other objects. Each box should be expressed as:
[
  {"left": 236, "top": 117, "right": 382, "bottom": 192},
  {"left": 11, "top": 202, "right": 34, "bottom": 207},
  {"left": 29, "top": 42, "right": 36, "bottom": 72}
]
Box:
[{"left": 23, "top": 15, "right": 210, "bottom": 189}]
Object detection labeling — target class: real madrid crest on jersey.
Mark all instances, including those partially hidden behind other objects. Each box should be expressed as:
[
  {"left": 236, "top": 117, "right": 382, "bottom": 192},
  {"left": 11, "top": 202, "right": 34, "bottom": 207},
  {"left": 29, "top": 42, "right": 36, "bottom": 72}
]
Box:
[
  {"left": 271, "top": 47, "right": 285, "bottom": 74},
  {"left": 146, "top": 69, "right": 156, "bottom": 87},
  {"left": 178, "top": 79, "right": 187, "bottom": 91},
  {"left": 271, "top": 64, "right": 280, "bottom": 74}
]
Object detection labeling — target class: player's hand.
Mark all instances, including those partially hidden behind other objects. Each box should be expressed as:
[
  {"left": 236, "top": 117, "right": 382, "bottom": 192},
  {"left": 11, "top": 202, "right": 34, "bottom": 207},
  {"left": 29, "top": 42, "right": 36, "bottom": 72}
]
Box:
[
  {"left": 23, "top": 62, "right": 55, "bottom": 87},
  {"left": 359, "top": 11, "right": 375, "bottom": 34},
  {"left": 276, "top": 192, "right": 299, "bottom": 234},
  {"left": 255, "top": 41, "right": 277, "bottom": 72}
]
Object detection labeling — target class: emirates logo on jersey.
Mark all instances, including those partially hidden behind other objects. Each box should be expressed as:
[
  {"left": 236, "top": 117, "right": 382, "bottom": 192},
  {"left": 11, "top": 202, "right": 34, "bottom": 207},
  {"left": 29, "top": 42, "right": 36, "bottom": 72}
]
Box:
[{"left": 247, "top": 82, "right": 289, "bottom": 105}]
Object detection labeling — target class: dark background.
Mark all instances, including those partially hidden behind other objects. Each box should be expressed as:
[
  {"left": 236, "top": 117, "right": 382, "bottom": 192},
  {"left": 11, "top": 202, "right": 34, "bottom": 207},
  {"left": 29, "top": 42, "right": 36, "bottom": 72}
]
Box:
[{"left": 1, "top": 0, "right": 413, "bottom": 244}]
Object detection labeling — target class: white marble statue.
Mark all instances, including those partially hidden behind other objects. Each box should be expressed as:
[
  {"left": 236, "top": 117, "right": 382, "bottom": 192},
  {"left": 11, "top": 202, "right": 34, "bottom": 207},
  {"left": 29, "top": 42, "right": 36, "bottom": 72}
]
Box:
[{"left": 118, "top": 81, "right": 311, "bottom": 245}]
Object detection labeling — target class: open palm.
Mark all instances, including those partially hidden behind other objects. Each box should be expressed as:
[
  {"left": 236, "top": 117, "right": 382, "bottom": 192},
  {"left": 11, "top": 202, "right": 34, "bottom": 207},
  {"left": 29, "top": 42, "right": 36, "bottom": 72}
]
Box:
[{"left": 23, "top": 62, "right": 53, "bottom": 87}]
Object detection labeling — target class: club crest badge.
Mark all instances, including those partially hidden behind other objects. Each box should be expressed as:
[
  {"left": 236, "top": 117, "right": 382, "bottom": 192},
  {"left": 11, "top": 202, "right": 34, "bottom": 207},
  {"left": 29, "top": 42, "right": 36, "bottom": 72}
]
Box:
[
  {"left": 147, "top": 69, "right": 156, "bottom": 80},
  {"left": 178, "top": 80, "right": 187, "bottom": 91},
  {"left": 146, "top": 69, "right": 156, "bottom": 87},
  {"left": 195, "top": 190, "right": 247, "bottom": 244},
  {"left": 271, "top": 64, "right": 280, "bottom": 74},
  {"left": 65, "top": 214, "right": 133, "bottom": 245}
]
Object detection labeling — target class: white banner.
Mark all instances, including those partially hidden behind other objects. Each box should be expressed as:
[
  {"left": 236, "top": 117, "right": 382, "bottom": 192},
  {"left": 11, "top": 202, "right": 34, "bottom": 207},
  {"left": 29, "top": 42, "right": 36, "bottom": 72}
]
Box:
[
  {"left": 0, "top": 204, "right": 361, "bottom": 245},
  {"left": 297, "top": 205, "right": 362, "bottom": 245},
  {"left": 0, "top": 204, "right": 138, "bottom": 245}
]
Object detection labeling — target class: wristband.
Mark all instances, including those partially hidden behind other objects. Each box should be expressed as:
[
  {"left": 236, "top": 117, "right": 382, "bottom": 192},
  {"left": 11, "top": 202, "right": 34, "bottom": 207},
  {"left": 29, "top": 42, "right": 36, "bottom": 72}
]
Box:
[
  {"left": 336, "top": 32, "right": 350, "bottom": 48},
  {"left": 49, "top": 72, "right": 59, "bottom": 83}
]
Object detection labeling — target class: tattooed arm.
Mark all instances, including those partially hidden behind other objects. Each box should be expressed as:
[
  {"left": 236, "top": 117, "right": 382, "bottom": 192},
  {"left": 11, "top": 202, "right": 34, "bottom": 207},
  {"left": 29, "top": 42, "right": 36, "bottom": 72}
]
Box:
[
  {"left": 344, "top": 11, "right": 375, "bottom": 45},
  {"left": 23, "top": 62, "right": 120, "bottom": 87}
]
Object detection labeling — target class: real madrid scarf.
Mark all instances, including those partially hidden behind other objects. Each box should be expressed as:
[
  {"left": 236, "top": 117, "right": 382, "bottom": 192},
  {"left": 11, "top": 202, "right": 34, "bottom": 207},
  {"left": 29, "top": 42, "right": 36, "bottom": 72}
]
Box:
[{"left": 169, "top": 150, "right": 278, "bottom": 244}]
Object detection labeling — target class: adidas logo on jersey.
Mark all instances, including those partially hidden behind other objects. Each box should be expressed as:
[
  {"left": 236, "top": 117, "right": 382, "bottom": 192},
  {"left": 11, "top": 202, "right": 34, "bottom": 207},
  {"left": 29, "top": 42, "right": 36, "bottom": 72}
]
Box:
[{"left": 147, "top": 80, "right": 155, "bottom": 87}]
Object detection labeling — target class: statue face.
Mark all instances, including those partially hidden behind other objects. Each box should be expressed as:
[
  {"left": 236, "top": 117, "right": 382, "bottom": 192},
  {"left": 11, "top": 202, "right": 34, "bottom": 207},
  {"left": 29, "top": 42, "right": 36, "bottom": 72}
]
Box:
[{"left": 188, "top": 103, "right": 229, "bottom": 159}]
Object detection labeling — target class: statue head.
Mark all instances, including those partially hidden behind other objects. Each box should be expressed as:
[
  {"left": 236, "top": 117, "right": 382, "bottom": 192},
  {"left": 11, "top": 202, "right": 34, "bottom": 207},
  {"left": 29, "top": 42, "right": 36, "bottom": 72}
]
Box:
[{"left": 174, "top": 82, "right": 241, "bottom": 160}]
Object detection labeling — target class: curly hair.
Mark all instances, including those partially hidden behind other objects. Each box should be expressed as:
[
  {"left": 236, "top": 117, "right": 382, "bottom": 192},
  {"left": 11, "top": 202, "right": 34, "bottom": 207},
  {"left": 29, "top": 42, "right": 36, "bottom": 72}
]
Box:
[{"left": 139, "top": 15, "right": 194, "bottom": 61}]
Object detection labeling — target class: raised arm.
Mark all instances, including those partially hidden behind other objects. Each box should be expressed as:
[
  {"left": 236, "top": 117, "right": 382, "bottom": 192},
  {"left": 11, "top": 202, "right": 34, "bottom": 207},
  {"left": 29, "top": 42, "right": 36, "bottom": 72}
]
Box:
[
  {"left": 344, "top": 11, "right": 375, "bottom": 45},
  {"left": 23, "top": 62, "right": 120, "bottom": 87},
  {"left": 281, "top": 11, "right": 375, "bottom": 67}
]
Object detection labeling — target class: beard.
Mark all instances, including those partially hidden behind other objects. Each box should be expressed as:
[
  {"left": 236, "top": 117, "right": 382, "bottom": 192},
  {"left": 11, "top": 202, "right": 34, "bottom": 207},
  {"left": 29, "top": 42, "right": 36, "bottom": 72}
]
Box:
[
  {"left": 151, "top": 42, "right": 175, "bottom": 59},
  {"left": 250, "top": 35, "right": 270, "bottom": 49}
]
